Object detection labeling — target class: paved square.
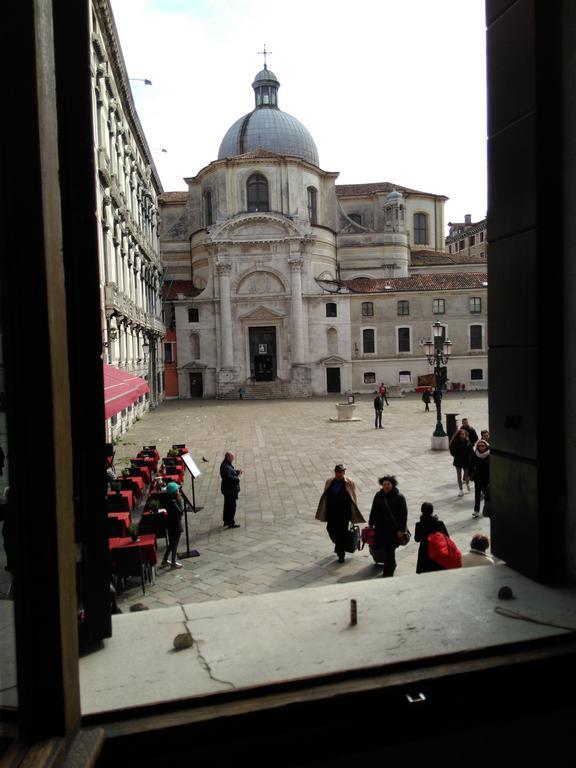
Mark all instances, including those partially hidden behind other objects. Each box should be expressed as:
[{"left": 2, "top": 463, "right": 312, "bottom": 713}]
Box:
[{"left": 112, "top": 392, "right": 490, "bottom": 611}]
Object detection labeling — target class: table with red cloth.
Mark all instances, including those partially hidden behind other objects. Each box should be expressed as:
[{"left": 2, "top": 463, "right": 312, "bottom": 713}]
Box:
[
  {"left": 125, "top": 475, "right": 145, "bottom": 497},
  {"left": 130, "top": 464, "right": 151, "bottom": 485},
  {"left": 108, "top": 534, "right": 157, "bottom": 566},
  {"left": 106, "top": 489, "right": 134, "bottom": 510},
  {"left": 107, "top": 511, "right": 131, "bottom": 536},
  {"left": 160, "top": 472, "right": 184, "bottom": 485},
  {"left": 136, "top": 455, "right": 158, "bottom": 474}
]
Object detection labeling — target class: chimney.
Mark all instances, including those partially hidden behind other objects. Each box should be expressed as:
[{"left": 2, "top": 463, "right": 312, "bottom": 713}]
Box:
[{"left": 464, "top": 214, "right": 472, "bottom": 225}]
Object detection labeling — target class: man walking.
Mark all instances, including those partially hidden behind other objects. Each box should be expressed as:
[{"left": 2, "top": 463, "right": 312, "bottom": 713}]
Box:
[
  {"left": 220, "top": 451, "right": 242, "bottom": 529},
  {"left": 373, "top": 393, "right": 384, "bottom": 429},
  {"left": 379, "top": 382, "right": 389, "bottom": 406}
]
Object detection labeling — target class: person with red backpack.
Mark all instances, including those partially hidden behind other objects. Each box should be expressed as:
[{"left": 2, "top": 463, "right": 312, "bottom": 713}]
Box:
[{"left": 414, "top": 502, "right": 450, "bottom": 574}]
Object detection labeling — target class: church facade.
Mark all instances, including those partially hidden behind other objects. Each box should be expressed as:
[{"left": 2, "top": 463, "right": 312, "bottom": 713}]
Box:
[{"left": 160, "top": 66, "right": 487, "bottom": 399}]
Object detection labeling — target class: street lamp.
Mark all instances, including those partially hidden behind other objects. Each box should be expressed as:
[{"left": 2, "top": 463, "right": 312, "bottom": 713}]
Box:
[
  {"left": 424, "top": 322, "right": 452, "bottom": 441},
  {"left": 130, "top": 78, "right": 152, "bottom": 85}
]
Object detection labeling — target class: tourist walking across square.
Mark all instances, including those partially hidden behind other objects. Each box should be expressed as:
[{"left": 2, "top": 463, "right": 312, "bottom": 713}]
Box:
[
  {"left": 373, "top": 393, "right": 384, "bottom": 429},
  {"left": 449, "top": 428, "right": 474, "bottom": 496},
  {"left": 316, "top": 464, "right": 365, "bottom": 563},
  {"left": 368, "top": 475, "right": 408, "bottom": 577}
]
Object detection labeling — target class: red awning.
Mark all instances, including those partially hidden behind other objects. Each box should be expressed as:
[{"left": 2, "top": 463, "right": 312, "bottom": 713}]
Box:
[{"left": 103, "top": 363, "right": 149, "bottom": 419}]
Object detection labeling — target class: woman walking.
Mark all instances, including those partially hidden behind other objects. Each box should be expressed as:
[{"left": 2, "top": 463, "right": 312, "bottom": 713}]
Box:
[
  {"left": 316, "top": 464, "right": 365, "bottom": 563},
  {"left": 368, "top": 475, "right": 408, "bottom": 577},
  {"left": 449, "top": 428, "right": 474, "bottom": 496},
  {"left": 414, "top": 502, "right": 449, "bottom": 574},
  {"left": 470, "top": 439, "right": 490, "bottom": 518}
]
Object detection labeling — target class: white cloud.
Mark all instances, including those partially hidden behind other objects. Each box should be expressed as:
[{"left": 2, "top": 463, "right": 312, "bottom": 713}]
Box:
[{"left": 110, "top": 0, "right": 487, "bottom": 227}]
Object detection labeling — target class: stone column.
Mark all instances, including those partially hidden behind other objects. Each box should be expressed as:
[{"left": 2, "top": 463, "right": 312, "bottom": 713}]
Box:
[
  {"left": 216, "top": 261, "right": 233, "bottom": 368},
  {"left": 289, "top": 256, "right": 305, "bottom": 364}
]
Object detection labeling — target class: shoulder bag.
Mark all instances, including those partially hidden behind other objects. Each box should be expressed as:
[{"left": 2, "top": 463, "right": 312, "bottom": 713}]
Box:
[{"left": 382, "top": 495, "right": 411, "bottom": 546}]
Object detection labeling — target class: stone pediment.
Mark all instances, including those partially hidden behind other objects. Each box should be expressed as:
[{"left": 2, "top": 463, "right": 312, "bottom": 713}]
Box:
[
  {"left": 210, "top": 212, "right": 306, "bottom": 243},
  {"left": 178, "top": 361, "right": 207, "bottom": 371},
  {"left": 238, "top": 305, "right": 287, "bottom": 321},
  {"left": 317, "top": 355, "right": 349, "bottom": 366}
]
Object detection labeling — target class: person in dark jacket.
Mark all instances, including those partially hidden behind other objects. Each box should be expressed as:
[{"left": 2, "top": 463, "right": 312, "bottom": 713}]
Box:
[
  {"left": 449, "top": 428, "right": 474, "bottom": 496},
  {"left": 373, "top": 394, "right": 383, "bottom": 428},
  {"left": 414, "top": 502, "right": 449, "bottom": 574},
  {"left": 422, "top": 388, "right": 432, "bottom": 412},
  {"left": 159, "top": 481, "right": 184, "bottom": 569},
  {"left": 368, "top": 475, "right": 408, "bottom": 577},
  {"left": 220, "top": 451, "right": 243, "bottom": 529},
  {"left": 470, "top": 439, "right": 490, "bottom": 518},
  {"left": 461, "top": 418, "right": 479, "bottom": 447}
]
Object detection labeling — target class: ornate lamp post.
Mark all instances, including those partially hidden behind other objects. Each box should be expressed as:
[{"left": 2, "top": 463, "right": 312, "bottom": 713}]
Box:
[{"left": 424, "top": 322, "right": 452, "bottom": 446}]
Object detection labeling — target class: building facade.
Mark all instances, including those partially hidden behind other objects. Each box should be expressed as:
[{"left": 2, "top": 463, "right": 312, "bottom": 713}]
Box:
[
  {"left": 159, "top": 66, "right": 487, "bottom": 399},
  {"left": 91, "top": 0, "right": 165, "bottom": 437}
]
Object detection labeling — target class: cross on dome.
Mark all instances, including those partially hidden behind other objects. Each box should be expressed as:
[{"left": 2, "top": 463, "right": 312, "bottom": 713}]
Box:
[{"left": 258, "top": 43, "right": 272, "bottom": 69}]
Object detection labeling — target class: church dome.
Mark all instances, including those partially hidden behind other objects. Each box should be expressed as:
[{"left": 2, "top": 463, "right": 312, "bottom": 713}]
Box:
[{"left": 217, "top": 66, "right": 319, "bottom": 166}]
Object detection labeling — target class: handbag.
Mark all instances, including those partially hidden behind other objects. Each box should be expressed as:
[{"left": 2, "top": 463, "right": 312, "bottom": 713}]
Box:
[
  {"left": 344, "top": 523, "right": 361, "bottom": 553},
  {"left": 428, "top": 532, "right": 462, "bottom": 568},
  {"left": 360, "top": 525, "right": 376, "bottom": 549},
  {"left": 382, "top": 496, "right": 411, "bottom": 546}
]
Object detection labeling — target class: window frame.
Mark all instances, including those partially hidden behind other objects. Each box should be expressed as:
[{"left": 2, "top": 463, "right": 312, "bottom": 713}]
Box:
[
  {"left": 396, "top": 325, "right": 412, "bottom": 353},
  {"left": 247, "top": 173, "right": 269, "bottom": 212},
  {"left": 469, "top": 323, "right": 484, "bottom": 351},
  {"left": 469, "top": 296, "right": 482, "bottom": 313},
  {"left": 433, "top": 298, "right": 446, "bottom": 315},
  {"left": 362, "top": 327, "right": 376, "bottom": 354},
  {"left": 413, "top": 212, "right": 428, "bottom": 245},
  {"left": 397, "top": 300, "right": 410, "bottom": 316},
  {"left": 188, "top": 307, "right": 199, "bottom": 323},
  {"left": 361, "top": 301, "right": 374, "bottom": 317},
  {"left": 307, "top": 186, "right": 318, "bottom": 225},
  {"left": 325, "top": 302, "right": 337, "bottom": 318}
]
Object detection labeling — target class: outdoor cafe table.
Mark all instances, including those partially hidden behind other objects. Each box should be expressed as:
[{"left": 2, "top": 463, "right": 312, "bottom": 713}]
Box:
[
  {"left": 107, "top": 511, "right": 131, "bottom": 536},
  {"left": 136, "top": 455, "right": 158, "bottom": 474},
  {"left": 108, "top": 534, "right": 157, "bottom": 567},
  {"left": 160, "top": 472, "right": 184, "bottom": 485},
  {"left": 125, "top": 475, "right": 145, "bottom": 497},
  {"left": 130, "top": 464, "right": 152, "bottom": 485},
  {"left": 106, "top": 489, "right": 134, "bottom": 510}
]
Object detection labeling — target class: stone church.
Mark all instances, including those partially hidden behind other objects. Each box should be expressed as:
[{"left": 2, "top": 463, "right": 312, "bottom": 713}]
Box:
[{"left": 160, "top": 64, "right": 487, "bottom": 399}]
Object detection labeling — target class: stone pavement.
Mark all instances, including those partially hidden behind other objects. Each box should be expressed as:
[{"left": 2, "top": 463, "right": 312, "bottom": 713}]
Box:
[{"left": 111, "top": 391, "right": 491, "bottom": 612}]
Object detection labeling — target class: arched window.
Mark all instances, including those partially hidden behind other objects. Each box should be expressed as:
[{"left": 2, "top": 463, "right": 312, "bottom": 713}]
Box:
[
  {"left": 414, "top": 212, "right": 428, "bottom": 245},
  {"left": 247, "top": 174, "right": 269, "bottom": 212},
  {"left": 307, "top": 186, "right": 318, "bottom": 225}
]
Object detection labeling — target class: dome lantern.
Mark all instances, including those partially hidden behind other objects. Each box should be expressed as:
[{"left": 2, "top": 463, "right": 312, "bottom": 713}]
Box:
[{"left": 252, "top": 65, "right": 280, "bottom": 108}]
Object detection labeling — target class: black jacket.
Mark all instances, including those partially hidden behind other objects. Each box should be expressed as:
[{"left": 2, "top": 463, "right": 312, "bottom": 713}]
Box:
[
  {"left": 450, "top": 437, "right": 474, "bottom": 468},
  {"left": 220, "top": 459, "right": 241, "bottom": 497},
  {"left": 369, "top": 488, "right": 408, "bottom": 549},
  {"left": 415, "top": 516, "right": 448, "bottom": 573},
  {"left": 471, "top": 451, "right": 490, "bottom": 485}
]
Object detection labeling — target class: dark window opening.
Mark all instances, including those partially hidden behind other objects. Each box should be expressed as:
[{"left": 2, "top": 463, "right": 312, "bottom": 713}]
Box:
[
  {"left": 326, "top": 302, "right": 337, "bottom": 317},
  {"left": 363, "top": 328, "right": 375, "bottom": 353},
  {"left": 247, "top": 173, "right": 269, "bottom": 212}
]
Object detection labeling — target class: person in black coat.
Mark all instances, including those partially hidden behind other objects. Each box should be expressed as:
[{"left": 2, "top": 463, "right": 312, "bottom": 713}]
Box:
[
  {"left": 368, "top": 475, "right": 408, "bottom": 577},
  {"left": 449, "top": 428, "right": 474, "bottom": 496},
  {"left": 414, "top": 502, "right": 449, "bottom": 574},
  {"left": 461, "top": 418, "right": 479, "bottom": 447},
  {"left": 220, "top": 451, "right": 243, "bottom": 529},
  {"left": 470, "top": 439, "right": 490, "bottom": 518},
  {"left": 159, "top": 481, "right": 184, "bottom": 569}
]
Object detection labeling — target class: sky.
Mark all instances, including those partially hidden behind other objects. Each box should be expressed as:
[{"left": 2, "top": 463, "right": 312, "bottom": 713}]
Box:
[{"left": 110, "top": 0, "right": 487, "bottom": 231}]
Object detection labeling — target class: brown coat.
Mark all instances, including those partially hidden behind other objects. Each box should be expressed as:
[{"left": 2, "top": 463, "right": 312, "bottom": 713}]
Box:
[{"left": 315, "top": 476, "right": 365, "bottom": 523}]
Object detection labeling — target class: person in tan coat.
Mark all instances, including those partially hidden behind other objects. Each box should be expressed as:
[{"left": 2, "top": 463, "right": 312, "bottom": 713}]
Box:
[{"left": 316, "top": 464, "right": 365, "bottom": 562}]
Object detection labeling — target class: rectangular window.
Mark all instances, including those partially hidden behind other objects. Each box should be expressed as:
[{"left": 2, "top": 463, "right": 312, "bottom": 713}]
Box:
[
  {"left": 433, "top": 298, "right": 445, "bottom": 314},
  {"left": 480, "top": 231, "right": 485, "bottom": 242},
  {"left": 398, "top": 327, "right": 411, "bottom": 353},
  {"left": 471, "top": 368, "right": 484, "bottom": 380},
  {"left": 362, "top": 328, "right": 375, "bottom": 354},
  {"left": 469, "top": 235, "right": 476, "bottom": 246},
  {"left": 164, "top": 342, "right": 174, "bottom": 363},
  {"left": 399, "top": 370, "right": 412, "bottom": 384},
  {"left": 458, "top": 240, "right": 465, "bottom": 251},
  {"left": 414, "top": 213, "right": 428, "bottom": 245},
  {"left": 361, "top": 302, "right": 374, "bottom": 317},
  {"left": 469, "top": 297, "right": 482, "bottom": 313},
  {"left": 397, "top": 300, "right": 409, "bottom": 316},
  {"left": 188, "top": 308, "right": 199, "bottom": 322},
  {"left": 363, "top": 372, "right": 376, "bottom": 384},
  {"left": 470, "top": 324, "right": 483, "bottom": 350},
  {"left": 307, "top": 187, "right": 318, "bottom": 225},
  {"left": 326, "top": 303, "right": 337, "bottom": 318}
]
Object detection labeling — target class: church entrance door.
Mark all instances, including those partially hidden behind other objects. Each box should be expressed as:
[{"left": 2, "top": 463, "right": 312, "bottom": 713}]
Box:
[
  {"left": 249, "top": 327, "right": 276, "bottom": 381},
  {"left": 189, "top": 372, "right": 203, "bottom": 398},
  {"left": 326, "top": 367, "right": 341, "bottom": 393}
]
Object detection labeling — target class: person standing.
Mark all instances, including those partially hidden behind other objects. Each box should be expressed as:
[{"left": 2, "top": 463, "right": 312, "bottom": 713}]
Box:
[
  {"left": 159, "top": 481, "right": 184, "bottom": 569},
  {"left": 379, "top": 382, "right": 389, "bottom": 406},
  {"left": 461, "top": 534, "right": 495, "bottom": 567},
  {"left": 414, "top": 502, "right": 449, "bottom": 574},
  {"left": 316, "top": 464, "right": 365, "bottom": 563},
  {"left": 422, "top": 388, "right": 431, "bottom": 412},
  {"left": 470, "top": 439, "right": 490, "bottom": 518},
  {"left": 449, "top": 428, "right": 474, "bottom": 496},
  {"left": 373, "top": 393, "right": 383, "bottom": 429},
  {"left": 368, "top": 475, "right": 408, "bottom": 577},
  {"left": 220, "top": 451, "right": 242, "bottom": 529}
]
